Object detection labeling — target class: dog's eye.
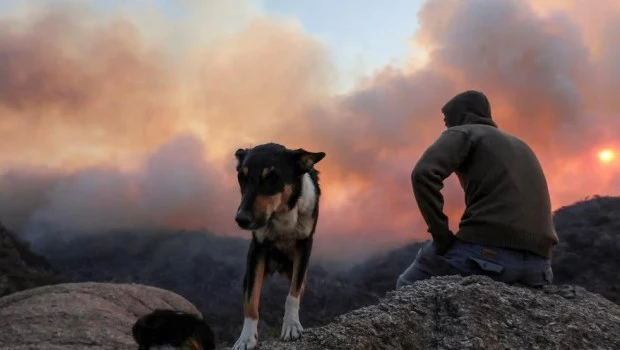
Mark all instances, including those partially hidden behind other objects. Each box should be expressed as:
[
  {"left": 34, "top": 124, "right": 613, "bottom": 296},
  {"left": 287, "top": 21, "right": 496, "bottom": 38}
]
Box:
[{"left": 263, "top": 172, "right": 280, "bottom": 187}]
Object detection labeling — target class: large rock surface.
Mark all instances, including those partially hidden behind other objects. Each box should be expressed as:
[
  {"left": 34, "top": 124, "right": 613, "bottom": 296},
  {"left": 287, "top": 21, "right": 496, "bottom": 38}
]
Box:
[
  {"left": 0, "top": 282, "right": 201, "bottom": 350},
  {"left": 254, "top": 275, "right": 620, "bottom": 350}
]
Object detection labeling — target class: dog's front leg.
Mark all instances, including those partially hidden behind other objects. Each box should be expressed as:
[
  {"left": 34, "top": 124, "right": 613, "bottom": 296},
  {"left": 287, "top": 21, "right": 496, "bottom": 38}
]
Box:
[
  {"left": 233, "top": 240, "right": 266, "bottom": 350},
  {"left": 281, "top": 237, "right": 312, "bottom": 341}
]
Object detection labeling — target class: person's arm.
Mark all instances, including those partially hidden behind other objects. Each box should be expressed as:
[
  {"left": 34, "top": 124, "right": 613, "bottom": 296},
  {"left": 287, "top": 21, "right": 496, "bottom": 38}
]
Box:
[{"left": 411, "top": 129, "right": 472, "bottom": 254}]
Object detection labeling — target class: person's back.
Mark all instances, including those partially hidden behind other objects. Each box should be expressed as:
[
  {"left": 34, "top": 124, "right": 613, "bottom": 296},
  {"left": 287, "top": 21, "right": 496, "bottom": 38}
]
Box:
[
  {"left": 450, "top": 123, "right": 558, "bottom": 258},
  {"left": 397, "top": 90, "right": 559, "bottom": 290}
]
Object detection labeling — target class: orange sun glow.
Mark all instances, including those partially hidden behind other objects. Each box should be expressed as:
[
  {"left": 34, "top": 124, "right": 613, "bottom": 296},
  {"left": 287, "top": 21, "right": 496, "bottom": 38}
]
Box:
[{"left": 598, "top": 149, "right": 616, "bottom": 164}]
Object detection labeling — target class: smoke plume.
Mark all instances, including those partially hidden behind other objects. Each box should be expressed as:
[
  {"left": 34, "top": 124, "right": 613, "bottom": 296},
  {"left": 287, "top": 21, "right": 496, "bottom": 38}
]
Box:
[{"left": 0, "top": 0, "right": 619, "bottom": 261}]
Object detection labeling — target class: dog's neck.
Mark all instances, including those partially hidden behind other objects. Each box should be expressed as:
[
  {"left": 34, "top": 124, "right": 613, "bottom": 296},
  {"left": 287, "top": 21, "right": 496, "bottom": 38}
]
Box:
[
  {"left": 277, "top": 173, "right": 316, "bottom": 222},
  {"left": 255, "top": 173, "right": 318, "bottom": 242},
  {"left": 290, "top": 172, "right": 317, "bottom": 216}
]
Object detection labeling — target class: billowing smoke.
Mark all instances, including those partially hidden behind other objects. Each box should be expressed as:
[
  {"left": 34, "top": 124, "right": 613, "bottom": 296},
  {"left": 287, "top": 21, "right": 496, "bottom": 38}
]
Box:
[
  {"left": 0, "top": 134, "right": 235, "bottom": 248},
  {"left": 0, "top": 0, "right": 619, "bottom": 261}
]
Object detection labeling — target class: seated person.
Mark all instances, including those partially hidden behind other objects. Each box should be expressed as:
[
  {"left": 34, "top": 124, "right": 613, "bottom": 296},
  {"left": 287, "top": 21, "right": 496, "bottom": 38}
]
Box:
[{"left": 397, "top": 90, "right": 559, "bottom": 289}]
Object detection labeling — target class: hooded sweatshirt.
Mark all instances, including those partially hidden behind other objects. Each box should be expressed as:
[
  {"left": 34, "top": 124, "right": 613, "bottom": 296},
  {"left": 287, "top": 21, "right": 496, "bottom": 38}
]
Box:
[{"left": 411, "top": 90, "right": 559, "bottom": 258}]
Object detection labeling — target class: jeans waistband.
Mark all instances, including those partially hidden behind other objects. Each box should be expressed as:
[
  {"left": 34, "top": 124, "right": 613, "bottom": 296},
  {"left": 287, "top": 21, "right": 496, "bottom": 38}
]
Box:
[{"left": 454, "top": 239, "right": 548, "bottom": 262}]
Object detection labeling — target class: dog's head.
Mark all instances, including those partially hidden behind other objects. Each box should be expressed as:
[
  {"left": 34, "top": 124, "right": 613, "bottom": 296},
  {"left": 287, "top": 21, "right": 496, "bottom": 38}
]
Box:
[
  {"left": 132, "top": 309, "right": 215, "bottom": 350},
  {"left": 233, "top": 143, "right": 325, "bottom": 230}
]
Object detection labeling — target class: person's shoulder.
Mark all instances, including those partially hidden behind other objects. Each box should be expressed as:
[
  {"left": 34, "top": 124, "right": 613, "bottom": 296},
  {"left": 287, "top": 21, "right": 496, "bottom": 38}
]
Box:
[
  {"left": 438, "top": 127, "right": 469, "bottom": 141},
  {"left": 450, "top": 123, "right": 496, "bottom": 131},
  {"left": 450, "top": 124, "right": 509, "bottom": 138},
  {"left": 443, "top": 124, "right": 486, "bottom": 138},
  {"left": 443, "top": 125, "right": 470, "bottom": 134}
]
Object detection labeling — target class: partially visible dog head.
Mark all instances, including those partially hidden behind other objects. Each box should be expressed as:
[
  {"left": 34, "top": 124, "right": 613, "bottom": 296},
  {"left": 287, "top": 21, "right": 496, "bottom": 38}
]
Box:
[
  {"left": 234, "top": 143, "right": 325, "bottom": 230},
  {"left": 132, "top": 309, "right": 215, "bottom": 350}
]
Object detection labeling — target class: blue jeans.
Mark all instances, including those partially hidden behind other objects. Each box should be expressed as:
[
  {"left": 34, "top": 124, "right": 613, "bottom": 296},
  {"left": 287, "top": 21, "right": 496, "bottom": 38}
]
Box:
[{"left": 396, "top": 239, "right": 553, "bottom": 289}]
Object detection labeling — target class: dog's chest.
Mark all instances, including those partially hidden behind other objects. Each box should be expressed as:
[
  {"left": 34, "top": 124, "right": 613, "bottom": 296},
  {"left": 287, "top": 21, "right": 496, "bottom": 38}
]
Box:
[
  {"left": 256, "top": 208, "right": 314, "bottom": 244},
  {"left": 271, "top": 209, "right": 299, "bottom": 234},
  {"left": 255, "top": 173, "right": 317, "bottom": 247}
]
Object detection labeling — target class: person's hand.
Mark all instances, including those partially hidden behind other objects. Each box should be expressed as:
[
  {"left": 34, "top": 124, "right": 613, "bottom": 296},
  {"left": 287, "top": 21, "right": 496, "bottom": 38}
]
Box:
[{"left": 434, "top": 231, "right": 456, "bottom": 256}]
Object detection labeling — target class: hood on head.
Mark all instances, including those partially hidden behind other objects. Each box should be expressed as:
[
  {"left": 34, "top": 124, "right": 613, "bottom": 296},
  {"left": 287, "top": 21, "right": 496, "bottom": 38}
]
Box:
[{"left": 441, "top": 90, "right": 497, "bottom": 128}]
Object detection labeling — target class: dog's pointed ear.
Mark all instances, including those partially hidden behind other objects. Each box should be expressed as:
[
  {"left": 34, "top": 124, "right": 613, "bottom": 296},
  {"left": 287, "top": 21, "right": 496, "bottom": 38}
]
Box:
[
  {"left": 235, "top": 148, "right": 248, "bottom": 171},
  {"left": 290, "top": 148, "right": 326, "bottom": 172}
]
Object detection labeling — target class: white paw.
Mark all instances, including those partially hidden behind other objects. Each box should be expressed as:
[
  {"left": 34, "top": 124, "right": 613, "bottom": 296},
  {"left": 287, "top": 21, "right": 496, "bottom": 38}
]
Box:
[
  {"left": 280, "top": 316, "right": 303, "bottom": 341},
  {"left": 280, "top": 294, "right": 303, "bottom": 341},
  {"left": 232, "top": 317, "right": 258, "bottom": 350}
]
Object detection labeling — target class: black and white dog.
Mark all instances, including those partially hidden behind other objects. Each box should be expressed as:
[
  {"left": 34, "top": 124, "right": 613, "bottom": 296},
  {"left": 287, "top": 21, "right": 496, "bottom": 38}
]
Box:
[
  {"left": 132, "top": 309, "right": 215, "bottom": 350},
  {"left": 231, "top": 143, "right": 325, "bottom": 350}
]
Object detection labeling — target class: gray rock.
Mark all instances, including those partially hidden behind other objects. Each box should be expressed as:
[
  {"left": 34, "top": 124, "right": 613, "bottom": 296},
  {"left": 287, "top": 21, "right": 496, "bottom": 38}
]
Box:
[
  {"left": 247, "top": 275, "right": 620, "bottom": 350},
  {"left": 0, "top": 282, "right": 201, "bottom": 350}
]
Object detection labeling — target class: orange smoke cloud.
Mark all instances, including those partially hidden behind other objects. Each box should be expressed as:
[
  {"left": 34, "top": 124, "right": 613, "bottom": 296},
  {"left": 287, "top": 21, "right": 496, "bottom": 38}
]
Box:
[
  {"left": 0, "top": 0, "right": 619, "bottom": 261},
  {"left": 0, "top": 4, "right": 184, "bottom": 169}
]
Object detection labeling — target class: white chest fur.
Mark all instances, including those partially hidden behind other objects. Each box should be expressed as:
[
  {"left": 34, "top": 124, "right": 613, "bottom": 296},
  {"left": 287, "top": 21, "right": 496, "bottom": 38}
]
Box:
[{"left": 255, "top": 173, "right": 317, "bottom": 248}]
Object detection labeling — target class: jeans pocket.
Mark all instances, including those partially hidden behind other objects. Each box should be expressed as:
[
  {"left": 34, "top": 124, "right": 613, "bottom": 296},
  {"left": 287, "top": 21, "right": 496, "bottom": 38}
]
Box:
[{"left": 468, "top": 257, "right": 505, "bottom": 274}]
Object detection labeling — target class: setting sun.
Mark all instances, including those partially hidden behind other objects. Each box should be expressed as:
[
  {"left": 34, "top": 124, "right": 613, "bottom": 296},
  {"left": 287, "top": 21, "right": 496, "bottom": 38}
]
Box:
[{"left": 598, "top": 149, "right": 616, "bottom": 163}]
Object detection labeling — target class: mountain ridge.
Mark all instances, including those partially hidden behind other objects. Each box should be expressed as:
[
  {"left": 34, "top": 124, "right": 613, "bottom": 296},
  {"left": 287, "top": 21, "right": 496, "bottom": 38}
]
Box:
[{"left": 1, "top": 195, "right": 619, "bottom": 346}]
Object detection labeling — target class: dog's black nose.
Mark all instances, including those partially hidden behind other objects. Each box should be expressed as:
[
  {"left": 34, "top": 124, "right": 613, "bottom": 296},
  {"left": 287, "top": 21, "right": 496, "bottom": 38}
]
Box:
[{"left": 235, "top": 210, "right": 253, "bottom": 229}]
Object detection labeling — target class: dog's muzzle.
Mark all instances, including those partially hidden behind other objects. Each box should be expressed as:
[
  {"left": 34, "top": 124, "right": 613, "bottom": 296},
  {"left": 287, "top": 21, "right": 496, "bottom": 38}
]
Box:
[{"left": 235, "top": 209, "right": 253, "bottom": 229}]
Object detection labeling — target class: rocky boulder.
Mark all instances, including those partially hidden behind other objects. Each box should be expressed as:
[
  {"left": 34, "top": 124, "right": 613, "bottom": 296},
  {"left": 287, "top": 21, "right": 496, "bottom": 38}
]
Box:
[
  {"left": 0, "top": 282, "right": 201, "bottom": 349},
  {"left": 254, "top": 275, "right": 620, "bottom": 350}
]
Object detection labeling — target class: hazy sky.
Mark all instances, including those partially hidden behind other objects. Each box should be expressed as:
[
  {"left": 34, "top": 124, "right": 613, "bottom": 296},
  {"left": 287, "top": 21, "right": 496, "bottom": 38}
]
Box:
[
  {"left": 0, "top": 0, "right": 619, "bottom": 261},
  {"left": 0, "top": 0, "right": 424, "bottom": 90},
  {"left": 262, "top": 0, "right": 425, "bottom": 89}
]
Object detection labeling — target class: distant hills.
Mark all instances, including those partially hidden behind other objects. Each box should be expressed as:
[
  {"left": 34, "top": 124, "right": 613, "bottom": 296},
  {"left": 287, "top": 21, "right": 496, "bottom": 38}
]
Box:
[
  {"left": 1, "top": 195, "right": 619, "bottom": 346},
  {"left": 0, "top": 223, "right": 59, "bottom": 297}
]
